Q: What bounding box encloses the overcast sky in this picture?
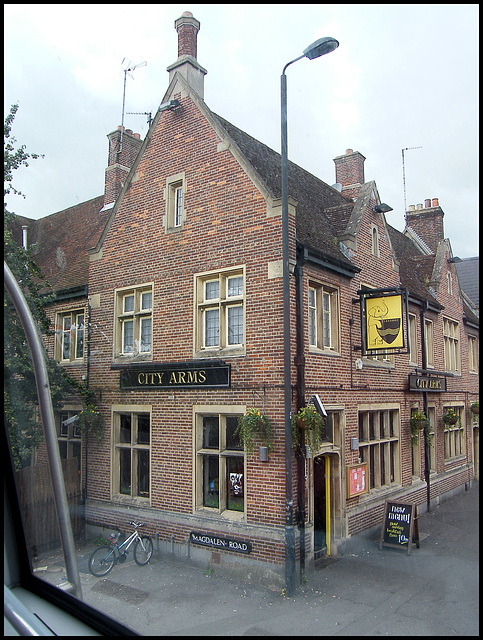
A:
[4,4,479,258]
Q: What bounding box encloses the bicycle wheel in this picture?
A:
[134,536,153,566]
[89,545,116,576]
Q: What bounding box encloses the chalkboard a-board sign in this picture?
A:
[380,500,420,555]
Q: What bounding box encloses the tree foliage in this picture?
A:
[4,103,76,468]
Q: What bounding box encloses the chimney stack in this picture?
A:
[167,11,207,99]
[333,149,366,200]
[405,197,445,253]
[104,127,143,207]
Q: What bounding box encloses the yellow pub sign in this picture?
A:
[359,287,409,356]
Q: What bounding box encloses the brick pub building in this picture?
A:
[14,12,478,585]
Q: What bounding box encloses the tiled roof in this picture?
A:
[387,225,441,307]
[455,257,479,307]
[211,113,357,270]
[18,196,107,295]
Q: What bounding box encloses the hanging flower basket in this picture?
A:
[292,405,326,451]
[409,411,429,444]
[235,409,273,455]
[470,402,479,415]
[442,409,459,426]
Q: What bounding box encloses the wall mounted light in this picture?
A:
[373,203,393,214]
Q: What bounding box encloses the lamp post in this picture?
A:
[280,36,339,596]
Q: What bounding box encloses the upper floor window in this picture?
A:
[447,272,453,295]
[468,335,478,373]
[408,313,417,364]
[55,310,85,362]
[443,317,460,373]
[424,319,435,368]
[194,268,245,356]
[308,283,340,353]
[114,284,153,358]
[165,173,185,231]
[371,225,380,257]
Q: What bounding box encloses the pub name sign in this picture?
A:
[119,362,230,390]
[408,374,446,392]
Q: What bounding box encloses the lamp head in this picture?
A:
[303,37,339,60]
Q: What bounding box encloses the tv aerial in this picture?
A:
[119,58,147,154]
[402,146,422,220]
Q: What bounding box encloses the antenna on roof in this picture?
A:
[127,111,153,127]
[402,146,422,222]
[119,58,147,155]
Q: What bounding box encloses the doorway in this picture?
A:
[313,454,330,559]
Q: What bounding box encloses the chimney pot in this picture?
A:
[345,148,353,154]
[424,199,431,208]
[432,198,439,207]
[175,11,201,59]
[409,205,415,211]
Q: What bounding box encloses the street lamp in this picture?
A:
[281,35,339,597]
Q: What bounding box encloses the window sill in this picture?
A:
[362,358,395,370]
[194,347,245,359]
[111,494,151,507]
[195,507,245,523]
[308,347,341,357]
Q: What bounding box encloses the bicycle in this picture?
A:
[88,521,154,577]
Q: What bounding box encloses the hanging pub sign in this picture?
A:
[358,287,409,356]
[408,373,447,392]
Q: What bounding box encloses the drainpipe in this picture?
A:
[420,300,431,512]
[295,255,306,581]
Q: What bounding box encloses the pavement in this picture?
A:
[35,481,479,636]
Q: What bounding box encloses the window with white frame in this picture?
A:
[195,412,245,514]
[165,174,185,230]
[114,285,153,357]
[112,409,150,500]
[308,283,340,352]
[56,311,85,362]
[443,406,465,460]
[194,268,245,355]
[358,406,400,490]
[443,317,460,373]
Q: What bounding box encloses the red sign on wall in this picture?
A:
[347,462,368,497]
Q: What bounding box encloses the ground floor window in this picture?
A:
[112,408,150,500]
[358,406,400,490]
[444,405,465,460]
[195,410,245,514]
[58,410,82,472]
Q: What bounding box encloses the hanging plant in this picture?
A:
[409,411,429,444]
[442,408,459,426]
[76,406,104,444]
[235,409,273,455]
[470,401,479,415]
[291,405,326,451]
